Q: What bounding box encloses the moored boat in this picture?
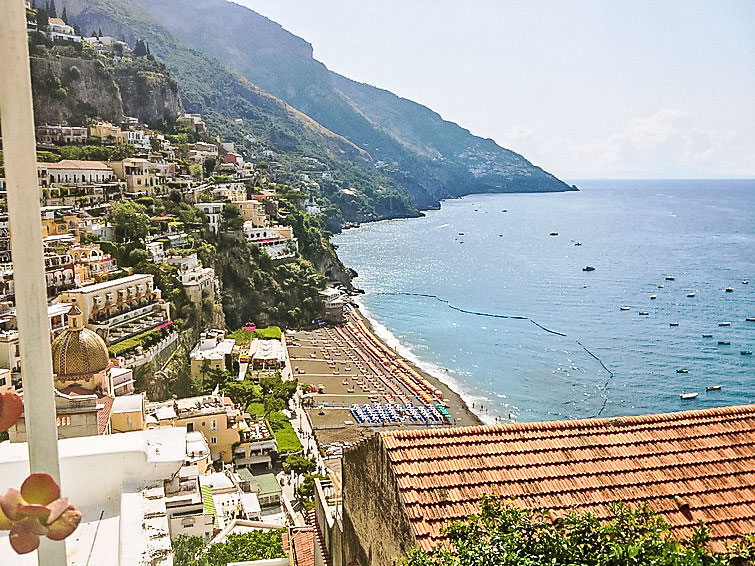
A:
[687,291,696,297]
[744,280,749,284]
[706,385,722,391]
[676,369,689,374]
[702,334,713,338]
[725,286,734,292]
[742,351,753,356]
[718,340,731,345]
[583,266,595,271]
[639,311,649,316]
[550,232,558,236]
[719,322,731,326]
[748,318,755,322]
[670,322,679,326]
[666,276,675,281]
[658,284,664,289]
[620,306,630,311]
[650,294,657,299]
[680,392,698,400]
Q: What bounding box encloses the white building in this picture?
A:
[46,17,81,42]
[195,202,224,233]
[167,253,216,306]
[0,428,191,565]
[190,330,235,378]
[243,223,298,260]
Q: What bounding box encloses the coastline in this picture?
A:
[350,299,488,426]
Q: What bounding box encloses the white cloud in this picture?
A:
[501,109,754,179]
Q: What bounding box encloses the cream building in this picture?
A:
[110,157,159,196]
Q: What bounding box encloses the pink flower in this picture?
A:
[0,391,23,432]
[0,474,82,554]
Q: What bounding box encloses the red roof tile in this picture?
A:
[380,405,755,552]
[291,527,315,566]
[97,396,114,435]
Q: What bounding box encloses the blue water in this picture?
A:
[333,180,755,423]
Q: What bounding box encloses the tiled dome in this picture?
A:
[51,304,109,377]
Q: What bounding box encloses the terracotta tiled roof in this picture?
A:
[291,527,315,566]
[97,396,114,435]
[380,404,755,552]
[40,159,111,170]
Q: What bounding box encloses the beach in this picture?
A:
[288,307,481,447]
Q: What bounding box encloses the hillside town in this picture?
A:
[2,2,755,566]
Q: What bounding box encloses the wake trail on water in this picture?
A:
[375,291,615,418]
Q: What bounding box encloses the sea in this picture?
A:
[332,179,755,424]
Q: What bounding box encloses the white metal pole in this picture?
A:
[0,2,66,565]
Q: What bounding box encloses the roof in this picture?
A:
[237,468,254,483]
[252,472,282,496]
[60,273,151,294]
[40,159,111,170]
[379,404,755,552]
[291,527,316,566]
[97,396,114,434]
[112,394,143,414]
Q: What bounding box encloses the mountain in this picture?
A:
[59,0,419,223]
[129,0,576,204]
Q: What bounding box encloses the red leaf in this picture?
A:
[0,391,23,432]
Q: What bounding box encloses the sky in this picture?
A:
[237,1,754,180]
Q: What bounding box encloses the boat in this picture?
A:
[718,340,731,345]
[620,306,630,311]
[748,318,755,322]
[742,351,753,356]
[658,284,664,289]
[680,392,699,400]
[550,232,559,236]
[502,209,508,213]
[676,369,689,374]
[665,276,675,281]
[670,322,679,327]
[574,242,582,246]
[458,232,465,236]
[687,291,696,297]
[702,334,713,338]
[725,286,734,292]
[582,266,595,271]
[639,311,649,316]
[706,385,722,391]
[650,294,657,299]
[744,280,749,284]
[719,322,731,326]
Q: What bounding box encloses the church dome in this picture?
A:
[51,303,110,377]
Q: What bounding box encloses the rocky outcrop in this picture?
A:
[114,65,182,126]
[31,55,123,126]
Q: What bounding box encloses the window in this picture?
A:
[210,437,217,445]
[210,419,217,431]
[186,422,194,432]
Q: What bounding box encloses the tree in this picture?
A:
[133,39,147,57]
[398,497,755,566]
[36,8,48,31]
[203,156,217,177]
[283,454,316,476]
[110,202,151,244]
[48,0,57,18]
[60,6,66,22]
[173,532,285,566]
[220,204,243,232]
[263,396,284,419]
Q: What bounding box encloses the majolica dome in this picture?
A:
[51,302,109,377]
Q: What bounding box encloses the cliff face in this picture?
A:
[31,55,123,126]
[114,63,182,126]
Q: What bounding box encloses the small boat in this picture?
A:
[658,284,664,289]
[583,266,595,272]
[702,334,713,338]
[650,295,657,300]
[620,306,630,311]
[676,369,689,374]
[725,287,734,293]
[742,351,753,356]
[639,311,649,316]
[666,276,675,281]
[706,385,722,391]
[680,392,699,400]
[718,340,731,345]
[550,232,559,236]
[687,292,696,297]
[719,322,731,327]
[744,280,749,284]
[670,322,679,327]
[574,242,582,246]
[748,318,755,322]
[502,209,508,213]
[458,232,465,236]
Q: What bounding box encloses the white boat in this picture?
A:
[620,306,630,311]
[719,322,731,327]
[670,322,679,327]
[639,311,649,316]
[725,287,734,293]
[650,294,657,299]
[657,284,664,289]
[680,392,699,400]
[687,292,696,297]
[706,385,722,391]
[666,276,675,281]
[744,280,749,284]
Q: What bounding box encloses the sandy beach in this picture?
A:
[288,308,481,447]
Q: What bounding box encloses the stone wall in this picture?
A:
[341,434,416,566]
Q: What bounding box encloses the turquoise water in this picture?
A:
[333,180,755,423]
